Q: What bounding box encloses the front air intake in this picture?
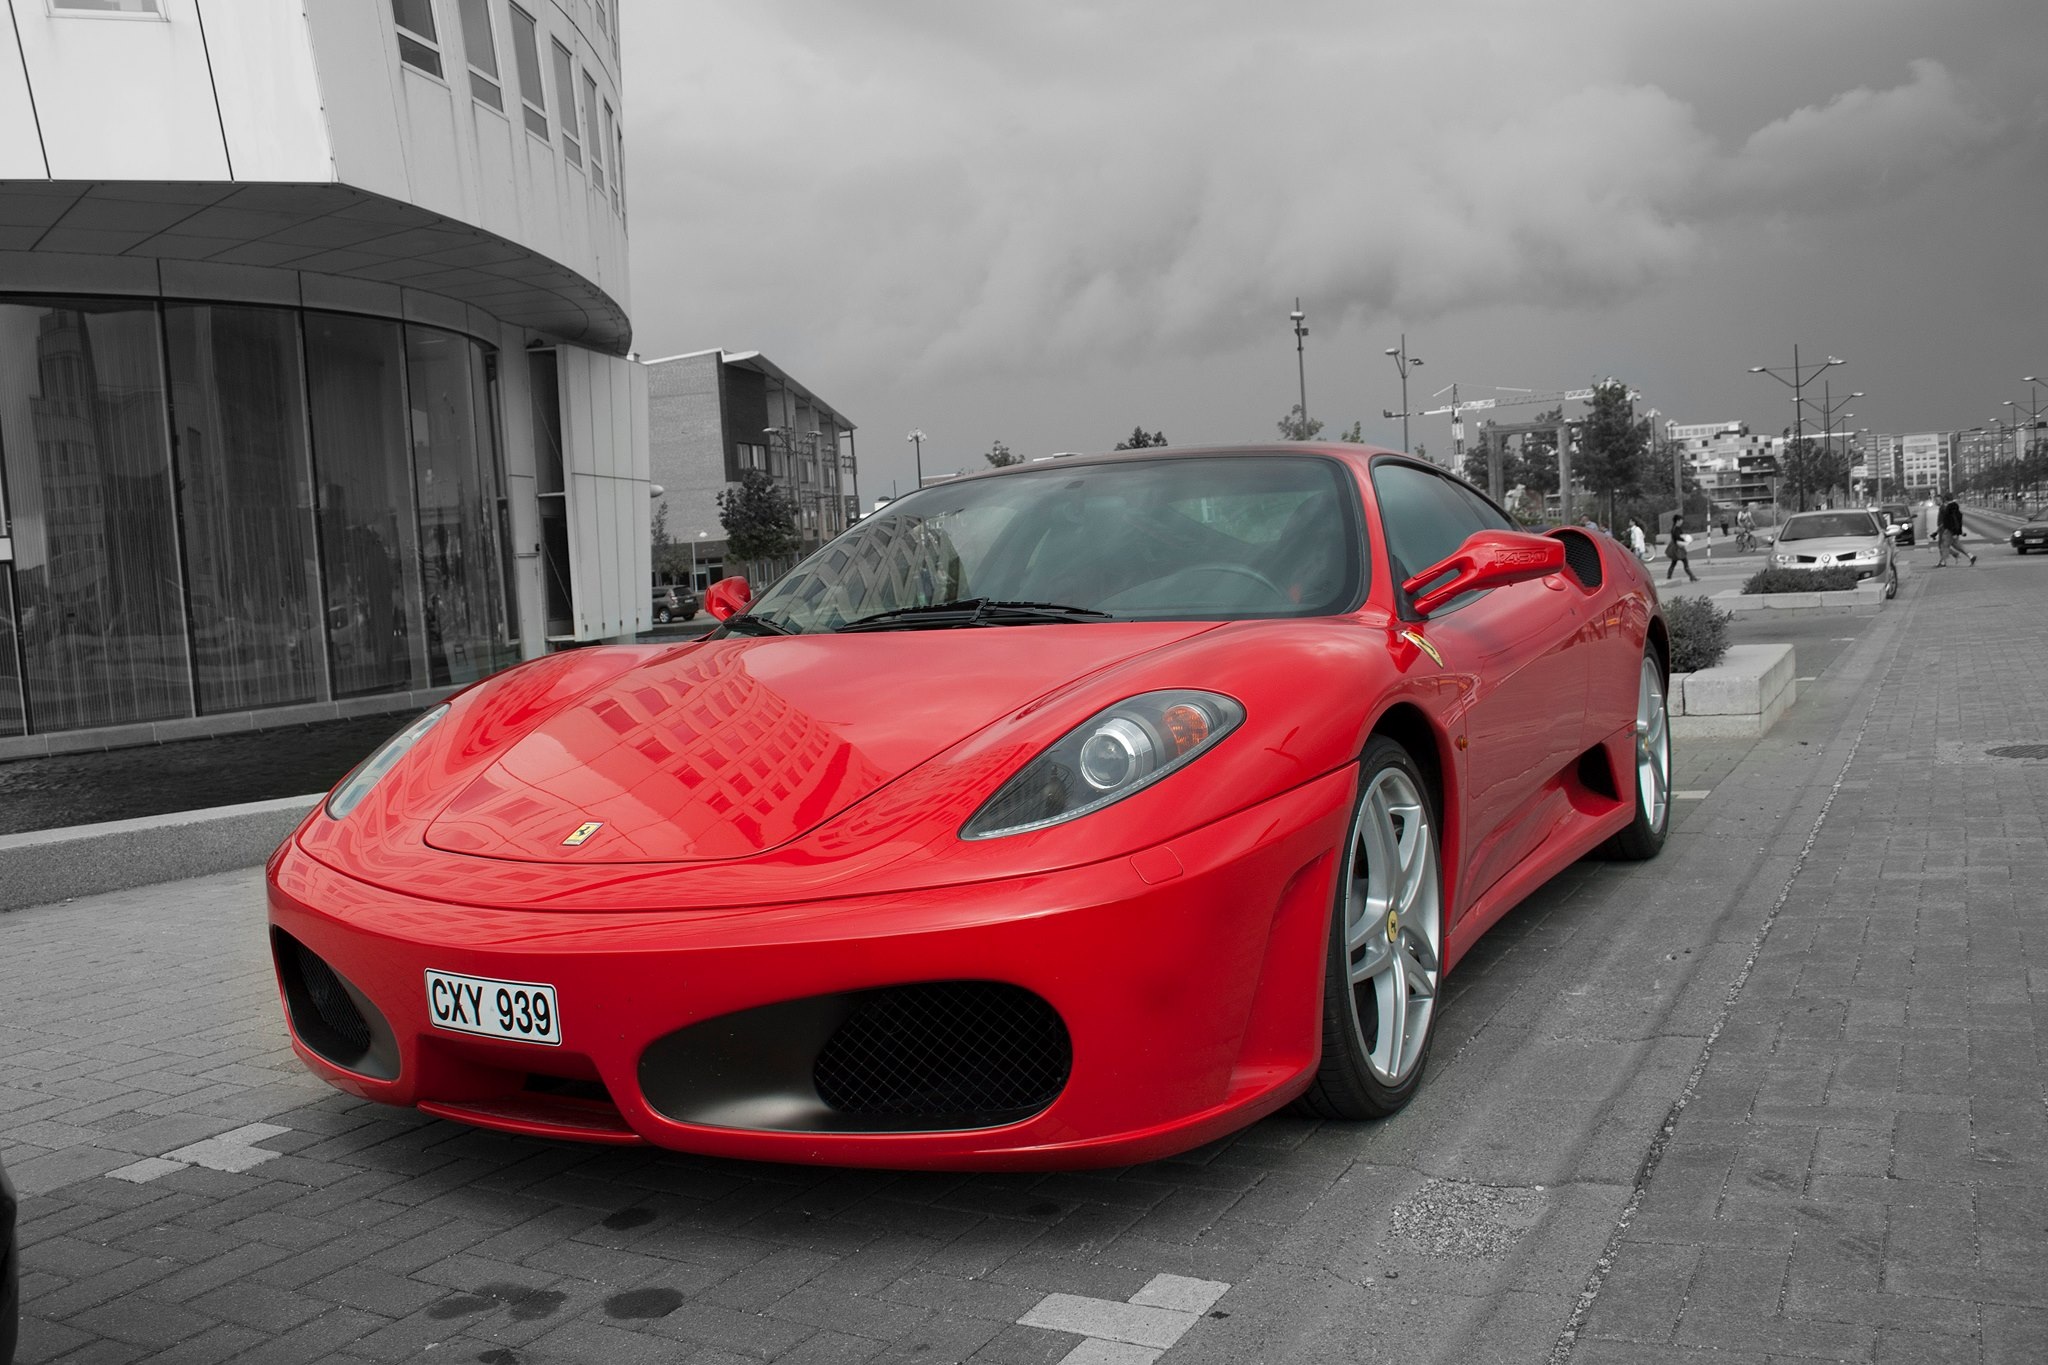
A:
[272,929,398,1080]
[812,982,1071,1124]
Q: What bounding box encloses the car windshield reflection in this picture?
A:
[743,454,1364,635]
[1780,512,1883,540]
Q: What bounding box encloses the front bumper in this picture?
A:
[268,767,1353,1169]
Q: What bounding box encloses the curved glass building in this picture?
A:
[0,0,648,751]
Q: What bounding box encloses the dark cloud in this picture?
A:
[622,1,2048,492]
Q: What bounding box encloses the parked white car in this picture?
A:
[1769,509,1898,597]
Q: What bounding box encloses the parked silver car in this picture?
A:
[1770,509,1898,597]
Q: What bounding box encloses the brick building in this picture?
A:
[643,350,857,591]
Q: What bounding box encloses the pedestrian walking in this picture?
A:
[1665,514,1699,582]
[1935,492,1975,567]
[1628,518,1649,561]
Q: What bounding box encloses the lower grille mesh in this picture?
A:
[813,982,1070,1123]
[274,930,377,1069]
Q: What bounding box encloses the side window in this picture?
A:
[1370,462,1485,583]
[1447,480,1516,532]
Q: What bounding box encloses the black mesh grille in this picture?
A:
[813,982,1070,1123]
[274,930,373,1064]
[1557,530,1604,588]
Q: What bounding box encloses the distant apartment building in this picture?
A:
[0,0,648,752]
[1667,421,1777,509]
[643,350,858,591]
[1898,433,1955,493]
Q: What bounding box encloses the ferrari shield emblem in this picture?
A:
[561,821,604,847]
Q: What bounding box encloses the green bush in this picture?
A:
[1665,595,1733,673]
[1741,566,1862,594]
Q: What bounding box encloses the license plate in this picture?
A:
[425,970,561,1046]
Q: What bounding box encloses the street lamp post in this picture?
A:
[1289,299,1309,430]
[1748,346,1844,511]
[906,429,925,489]
[1384,335,1424,453]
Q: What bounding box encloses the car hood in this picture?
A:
[1776,535,1883,558]
[422,623,1219,863]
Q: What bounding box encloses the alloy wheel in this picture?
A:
[1635,657,1671,836]
[1341,767,1441,1086]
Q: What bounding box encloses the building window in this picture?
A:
[603,100,621,211]
[49,0,161,12]
[392,0,443,77]
[583,69,604,191]
[508,4,547,139]
[454,0,502,110]
[551,40,580,166]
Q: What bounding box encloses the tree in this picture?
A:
[984,440,1024,467]
[1113,427,1169,450]
[1779,434,1849,511]
[1277,404,1323,441]
[650,498,691,581]
[716,468,800,564]
[1334,419,1364,444]
[1574,380,1652,524]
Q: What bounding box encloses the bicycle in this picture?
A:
[1733,526,1760,554]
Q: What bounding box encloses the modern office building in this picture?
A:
[643,349,857,592]
[0,0,649,753]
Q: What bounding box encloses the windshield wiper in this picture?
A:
[719,613,793,636]
[837,598,1112,633]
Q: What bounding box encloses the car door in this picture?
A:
[1369,461,1589,907]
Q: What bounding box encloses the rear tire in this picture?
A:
[1295,736,1442,1121]
[1601,653,1671,861]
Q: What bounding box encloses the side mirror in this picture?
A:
[704,576,753,622]
[1402,529,1567,618]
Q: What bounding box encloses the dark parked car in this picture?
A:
[1877,503,1915,546]
[2011,507,2048,554]
[652,585,699,624]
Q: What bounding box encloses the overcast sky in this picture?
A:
[620,0,2048,503]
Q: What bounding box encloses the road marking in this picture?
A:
[1797,676,1819,683]
[106,1122,289,1182]
[1020,1273,1230,1362]
[1674,790,1711,800]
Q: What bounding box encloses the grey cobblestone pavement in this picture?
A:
[2,553,2044,1363]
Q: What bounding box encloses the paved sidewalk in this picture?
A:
[1566,545,2048,1361]
[2,558,2044,1362]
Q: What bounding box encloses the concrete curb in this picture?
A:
[0,793,321,912]
[1671,642,1796,739]
[1713,582,1887,616]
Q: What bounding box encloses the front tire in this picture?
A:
[1602,653,1672,861]
[1296,735,1443,1120]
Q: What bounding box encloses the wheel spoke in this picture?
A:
[1350,934,1393,986]
[1398,938,1436,1001]
[1381,944,1408,1070]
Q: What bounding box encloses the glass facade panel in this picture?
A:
[0,300,186,732]
[551,40,580,165]
[406,325,502,687]
[456,0,502,109]
[305,314,426,699]
[164,305,322,713]
[0,297,516,739]
[510,5,547,137]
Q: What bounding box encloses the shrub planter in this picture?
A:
[1713,577,1889,617]
[1670,642,1797,739]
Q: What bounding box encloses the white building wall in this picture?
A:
[555,346,649,640]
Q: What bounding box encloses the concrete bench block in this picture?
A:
[1672,643,1797,740]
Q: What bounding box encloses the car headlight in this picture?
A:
[961,690,1245,839]
[1773,552,1794,566]
[325,705,448,820]
[1853,548,1878,561]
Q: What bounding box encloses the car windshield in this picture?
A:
[742,454,1363,634]
[1780,512,1882,540]
[1879,504,1908,521]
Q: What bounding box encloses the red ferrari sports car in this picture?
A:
[269,445,1670,1169]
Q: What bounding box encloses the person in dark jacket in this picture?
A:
[1665,514,1699,582]
[1936,493,1975,567]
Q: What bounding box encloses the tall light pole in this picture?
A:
[1811,382,1861,505]
[1289,299,1309,431]
[1384,335,1423,453]
[906,429,925,489]
[1748,346,1844,510]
